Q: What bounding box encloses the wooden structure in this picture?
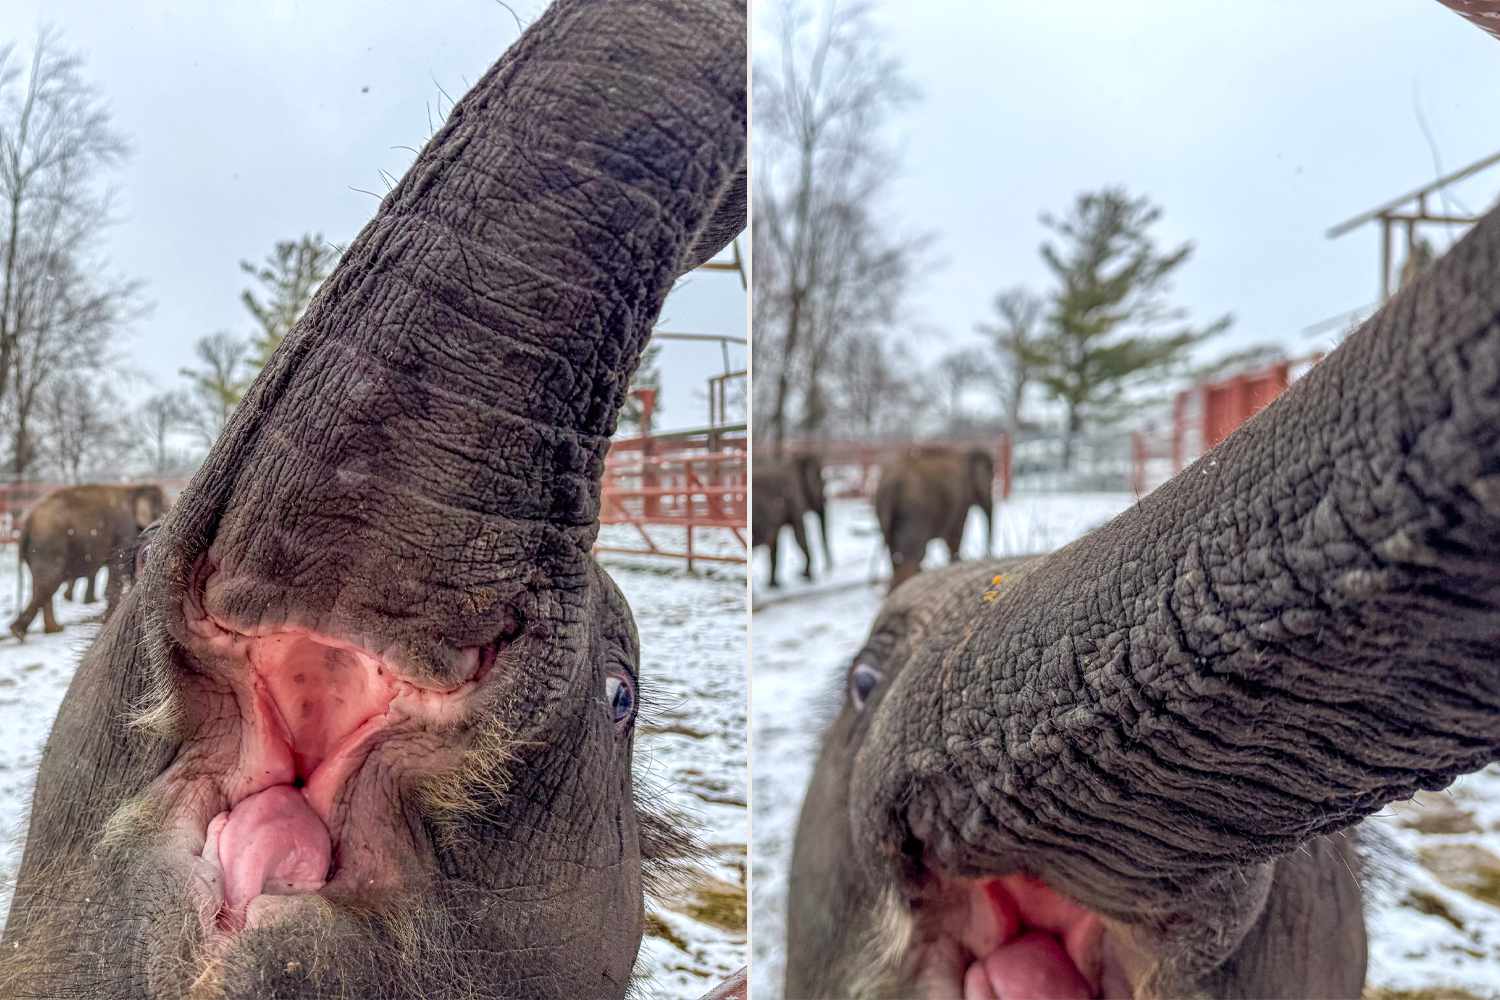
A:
[1327,149,1499,302]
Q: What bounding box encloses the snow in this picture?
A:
[750,493,1500,1000]
[0,548,746,1000]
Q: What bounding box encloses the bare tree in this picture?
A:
[933,346,992,433]
[179,332,249,446]
[815,330,931,440]
[35,373,123,483]
[977,288,1042,434]
[753,0,927,451]
[0,30,140,478]
[134,389,190,474]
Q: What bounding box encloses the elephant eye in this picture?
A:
[604,671,636,730]
[848,660,882,711]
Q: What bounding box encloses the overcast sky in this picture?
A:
[787,1,1500,373]
[2,0,746,433]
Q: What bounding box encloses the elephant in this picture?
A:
[783,183,1500,994]
[753,459,815,589]
[9,483,168,639]
[874,444,994,591]
[792,452,832,567]
[0,3,746,999]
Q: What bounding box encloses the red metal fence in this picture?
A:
[599,416,747,569]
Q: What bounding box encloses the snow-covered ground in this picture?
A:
[0,549,746,1000]
[751,493,1500,1000]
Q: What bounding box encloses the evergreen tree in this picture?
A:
[241,233,339,369]
[618,341,663,434]
[1025,188,1230,467]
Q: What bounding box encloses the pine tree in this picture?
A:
[617,341,663,433]
[1025,188,1230,468]
[241,233,339,370]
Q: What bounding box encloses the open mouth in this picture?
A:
[917,874,1134,1000]
[173,606,493,934]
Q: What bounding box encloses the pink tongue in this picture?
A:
[214,784,331,922]
[963,932,1093,1000]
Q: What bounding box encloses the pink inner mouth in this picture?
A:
[188,627,489,931]
[930,874,1126,1000]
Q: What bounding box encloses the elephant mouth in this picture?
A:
[164,597,495,935]
[914,874,1134,1000]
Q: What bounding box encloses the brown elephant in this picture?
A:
[791,452,832,566]
[874,444,994,591]
[753,459,814,588]
[9,484,168,639]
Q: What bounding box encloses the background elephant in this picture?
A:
[753,460,814,588]
[873,444,994,590]
[791,453,831,566]
[9,484,167,639]
[783,193,1500,998]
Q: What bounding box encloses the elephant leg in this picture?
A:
[41,589,62,634]
[84,572,97,604]
[790,514,814,580]
[8,600,34,640]
[944,526,964,563]
[888,557,919,593]
[10,575,57,640]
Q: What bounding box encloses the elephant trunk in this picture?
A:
[856,201,1500,915]
[1437,0,1500,41]
[166,0,746,677]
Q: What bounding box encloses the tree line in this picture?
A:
[0,29,337,484]
[754,0,1253,469]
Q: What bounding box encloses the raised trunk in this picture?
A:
[1438,0,1500,40]
[168,0,745,677]
[858,200,1500,916]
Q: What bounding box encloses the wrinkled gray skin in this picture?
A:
[0,3,745,998]
[787,191,1500,995]
[9,483,167,638]
[875,445,994,591]
[753,460,815,589]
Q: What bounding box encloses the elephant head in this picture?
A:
[787,182,1500,997]
[129,484,168,530]
[1,2,745,998]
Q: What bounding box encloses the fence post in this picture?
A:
[638,389,659,517]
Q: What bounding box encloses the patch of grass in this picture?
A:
[681,875,747,933]
[1392,791,1481,835]
[1401,889,1466,932]
[1418,843,1500,908]
[644,912,689,953]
